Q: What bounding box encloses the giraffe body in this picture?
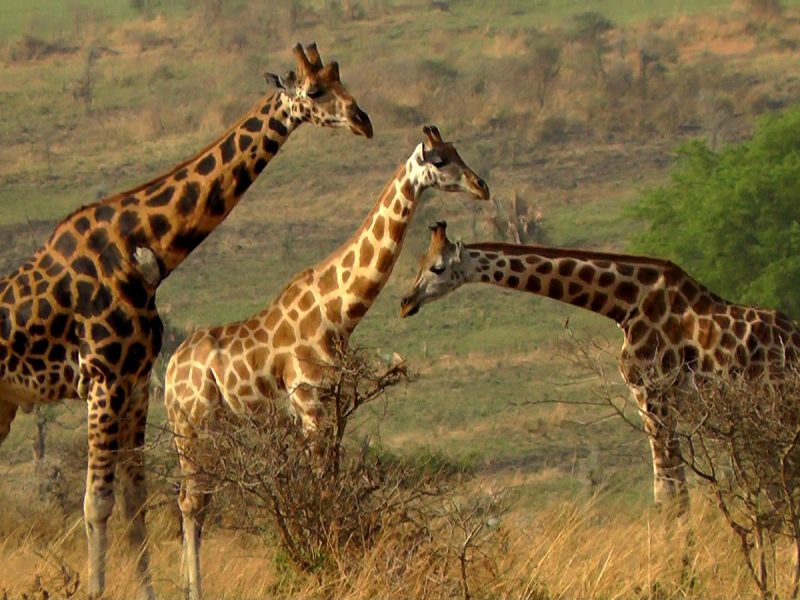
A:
[164,126,489,600]
[0,43,371,599]
[401,223,800,510]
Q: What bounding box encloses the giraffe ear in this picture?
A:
[264,70,297,92]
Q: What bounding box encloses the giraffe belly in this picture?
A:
[0,352,81,406]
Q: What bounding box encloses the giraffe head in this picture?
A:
[413,125,490,200]
[264,42,373,138]
[400,221,465,317]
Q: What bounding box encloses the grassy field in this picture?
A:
[1,0,800,597]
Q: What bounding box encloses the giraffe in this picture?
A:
[0,42,372,600]
[400,222,800,512]
[163,125,489,600]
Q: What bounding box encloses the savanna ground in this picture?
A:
[1,0,800,597]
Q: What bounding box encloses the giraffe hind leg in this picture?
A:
[116,383,156,600]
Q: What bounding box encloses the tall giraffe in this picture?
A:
[0,43,372,600]
[164,126,489,600]
[400,222,800,512]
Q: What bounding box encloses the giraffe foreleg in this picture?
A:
[175,432,210,600]
[117,381,156,600]
[633,386,689,514]
[84,374,130,599]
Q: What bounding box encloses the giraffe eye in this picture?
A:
[430,264,446,275]
[306,87,325,99]
[431,156,447,168]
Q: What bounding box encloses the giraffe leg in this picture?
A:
[117,382,156,600]
[0,398,19,445]
[176,435,209,600]
[84,374,129,599]
[633,387,689,514]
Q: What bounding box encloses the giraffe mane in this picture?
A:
[465,242,731,306]
[465,242,678,269]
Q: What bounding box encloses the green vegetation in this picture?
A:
[632,105,800,316]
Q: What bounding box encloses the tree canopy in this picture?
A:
[632,105,800,317]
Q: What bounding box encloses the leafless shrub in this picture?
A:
[7,35,78,62]
[554,328,800,599]
[677,372,800,600]
[183,346,421,571]
[181,345,511,597]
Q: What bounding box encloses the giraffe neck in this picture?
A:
[98,92,299,277]
[320,144,431,332]
[460,243,687,324]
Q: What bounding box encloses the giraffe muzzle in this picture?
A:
[348,106,373,139]
[399,295,420,318]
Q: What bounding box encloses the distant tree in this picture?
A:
[571,11,614,80]
[531,37,562,109]
[631,105,800,317]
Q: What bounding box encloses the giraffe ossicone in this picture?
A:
[0,42,371,600]
[401,222,800,512]
[164,125,489,600]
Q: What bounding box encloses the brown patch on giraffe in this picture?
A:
[347,302,368,320]
[714,349,730,367]
[400,180,415,202]
[663,315,683,345]
[190,367,202,389]
[617,264,634,277]
[577,265,594,284]
[255,376,274,398]
[670,291,688,314]
[342,251,355,269]
[254,328,270,344]
[720,332,737,350]
[299,306,322,339]
[273,320,296,348]
[349,276,380,303]
[628,320,649,345]
[375,248,393,273]
[598,272,615,288]
[641,290,667,323]
[325,297,343,324]
[615,281,640,305]
[661,348,679,371]
[288,309,299,321]
[694,294,713,315]
[281,283,302,308]
[637,266,660,285]
[732,320,747,338]
[696,318,717,349]
[638,329,664,361]
[318,266,338,295]
[359,237,375,267]
[298,291,315,312]
[387,218,404,244]
[680,280,699,303]
[557,259,576,277]
[233,359,249,381]
[373,216,386,241]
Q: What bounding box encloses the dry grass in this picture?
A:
[0,482,790,600]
